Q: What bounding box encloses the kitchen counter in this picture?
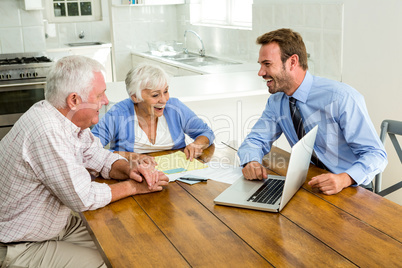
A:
[46,42,112,52]
[106,70,267,104]
[131,51,259,75]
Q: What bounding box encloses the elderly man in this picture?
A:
[0,55,168,267]
[238,28,387,195]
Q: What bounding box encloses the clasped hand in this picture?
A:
[128,155,168,191]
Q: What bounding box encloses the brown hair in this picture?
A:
[256,28,308,70]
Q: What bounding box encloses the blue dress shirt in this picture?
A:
[237,71,387,186]
[92,98,215,152]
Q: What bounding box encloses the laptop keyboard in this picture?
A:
[247,179,284,204]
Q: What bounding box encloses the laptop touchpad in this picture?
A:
[233,179,259,192]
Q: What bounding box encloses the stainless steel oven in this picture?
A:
[0,53,53,140]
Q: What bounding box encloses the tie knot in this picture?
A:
[289,97,297,106]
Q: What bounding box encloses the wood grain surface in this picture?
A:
[81,145,402,267]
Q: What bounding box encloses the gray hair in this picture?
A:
[125,63,169,101]
[45,55,105,109]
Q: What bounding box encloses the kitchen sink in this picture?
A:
[175,56,241,67]
[144,51,241,67]
[164,52,199,61]
[67,42,104,47]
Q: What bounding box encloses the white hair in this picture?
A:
[125,63,169,101]
[45,55,105,109]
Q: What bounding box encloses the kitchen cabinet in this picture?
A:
[24,0,43,10]
[131,54,204,77]
[47,44,114,82]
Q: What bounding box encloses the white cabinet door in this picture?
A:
[70,47,113,82]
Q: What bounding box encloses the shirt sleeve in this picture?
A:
[175,99,215,146]
[237,98,283,166]
[27,128,118,212]
[92,108,116,148]
[338,93,388,185]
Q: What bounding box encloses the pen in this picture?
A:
[179,177,208,182]
[221,142,238,152]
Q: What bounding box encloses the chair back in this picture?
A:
[374,120,402,196]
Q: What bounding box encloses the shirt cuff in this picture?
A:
[345,164,367,186]
[100,153,126,179]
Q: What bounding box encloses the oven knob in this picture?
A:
[0,74,4,80]
[20,73,25,78]
[27,73,32,78]
[34,72,38,77]
[6,74,11,79]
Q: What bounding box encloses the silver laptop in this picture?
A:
[214,125,318,212]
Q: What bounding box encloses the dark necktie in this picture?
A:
[289,97,329,171]
[289,97,305,140]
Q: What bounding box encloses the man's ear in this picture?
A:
[288,54,299,70]
[66,93,81,110]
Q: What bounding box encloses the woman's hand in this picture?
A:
[184,136,210,161]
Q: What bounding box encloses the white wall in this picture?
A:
[110,4,179,81]
[178,0,344,80]
[0,0,111,53]
[342,0,402,204]
[45,0,111,49]
[0,0,46,53]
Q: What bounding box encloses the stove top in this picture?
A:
[0,52,53,83]
[0,56,52,66]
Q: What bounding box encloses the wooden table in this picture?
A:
[81,145,402,267]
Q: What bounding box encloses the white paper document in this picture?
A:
[167,161,243,185]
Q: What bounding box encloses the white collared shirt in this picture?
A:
[133,113,174,153]
[0,100,123,243]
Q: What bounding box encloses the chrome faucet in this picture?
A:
[79,31,85,39]
[183,30,205,57]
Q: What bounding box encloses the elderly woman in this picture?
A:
[92,63,214,161]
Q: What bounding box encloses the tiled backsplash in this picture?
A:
[0,0,110,54]
[111,1,344,81]
[0,0,46,54]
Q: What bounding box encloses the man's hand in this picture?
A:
[242,161,268,180]
[110,158,165,190]
[110,173,169,202]
[129,162,168,190]
[308,172,354,195]
[129,171,169,194]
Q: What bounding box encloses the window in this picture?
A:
[46,0,102,23]
[191,0,253,29]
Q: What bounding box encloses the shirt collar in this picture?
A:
[43,100,83,136]
[289,71,312,104]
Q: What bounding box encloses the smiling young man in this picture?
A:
[238,28,387,195]
[0,56,169,267]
